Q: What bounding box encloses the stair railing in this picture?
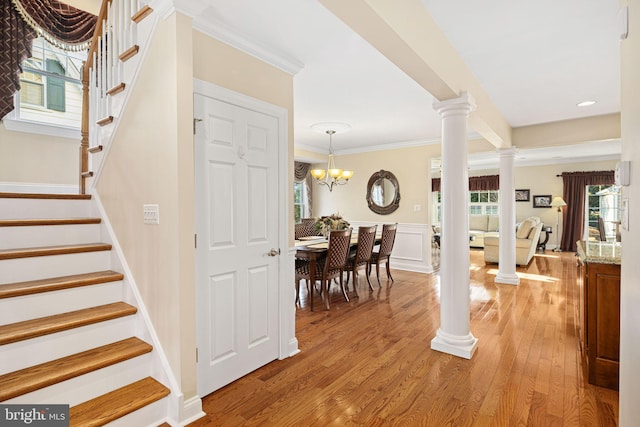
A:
[80,0,145,194]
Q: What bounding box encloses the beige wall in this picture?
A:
[619,0,640,424]
[310,144,440,224]
[0,124,78,185]
[96,13,197,400]
[512,113,620,149]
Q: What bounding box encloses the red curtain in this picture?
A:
[0,0,96,119]
[560,170,615,252]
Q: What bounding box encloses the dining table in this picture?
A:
[295,234,382,311]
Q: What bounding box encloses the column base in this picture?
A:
[431,328,478,359]
[495,272,520,285]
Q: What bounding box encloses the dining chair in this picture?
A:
[295,217,318,240]
[368,223,397,286]
[345,225,378,296]
[295,228,352,309]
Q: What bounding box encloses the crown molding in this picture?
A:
[192,16,304,76]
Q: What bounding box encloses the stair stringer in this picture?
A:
[92,192,204,426]
[87,7,161,193]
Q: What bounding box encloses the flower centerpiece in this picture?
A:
[314,213,350,237]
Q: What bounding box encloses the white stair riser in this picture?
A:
[108,397,169,427]
[0,251,111,284]
[0,199,94,220]
[0,315,136,375]
[0,224,102,249]
[0,281,124,324]
[5,353,153,406]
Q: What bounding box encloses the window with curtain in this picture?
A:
[431,175,500,223]
[1,0,96,121]
[294,161,312,223]
[560,170,615,251]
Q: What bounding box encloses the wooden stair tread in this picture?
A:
[88,145,103,154]
[0,243,112,260]
[0,193,91,200]
[70,377,169,427]
[96,116,114,126]
[0,218,101,227]
[0,337,152,401]
[0,270,124,299]
[107,82,126,96]
[0,302,137,345]
[131,5,153,23]
[119,45,139,62]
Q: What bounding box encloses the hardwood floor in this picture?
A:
[190,250,619,426]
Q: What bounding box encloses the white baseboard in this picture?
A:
[177,395,205,426]
[0,181,78,194]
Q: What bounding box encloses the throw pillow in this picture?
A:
[516,219,535,239]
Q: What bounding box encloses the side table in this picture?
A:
[537,226,552,251]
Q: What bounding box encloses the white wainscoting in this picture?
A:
[349,221,434,274]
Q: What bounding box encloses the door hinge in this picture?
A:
[193,118,203,134]
[194,234,197,248]
[196,347,198,363]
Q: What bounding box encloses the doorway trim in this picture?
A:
[193,78,298,363]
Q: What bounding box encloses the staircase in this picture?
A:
[0,193,171,426]
[81,1,157,193]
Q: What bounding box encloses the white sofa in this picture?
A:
[483,216,543,266]
[469,214,499,248]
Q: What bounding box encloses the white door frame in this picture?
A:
[193,78,298,363]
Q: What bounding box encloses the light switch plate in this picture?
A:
[143,204,159,224]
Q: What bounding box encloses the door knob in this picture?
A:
[267,248,280,257]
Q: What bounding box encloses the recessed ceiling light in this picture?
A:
[577,100,596,107]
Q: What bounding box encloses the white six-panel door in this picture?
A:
[194,91,281,396]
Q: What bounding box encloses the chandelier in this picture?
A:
[310,124,353,191]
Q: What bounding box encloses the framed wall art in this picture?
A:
[533,195,552,208]
[515,189,530,202]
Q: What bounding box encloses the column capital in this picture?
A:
[433,91,476,116]
[496,146,518,158]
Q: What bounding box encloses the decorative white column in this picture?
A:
[495,148,520,285]
[430,92,478,360]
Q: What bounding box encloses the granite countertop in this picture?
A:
[576,240,621,265]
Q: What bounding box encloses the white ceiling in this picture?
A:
[192,0,622,167]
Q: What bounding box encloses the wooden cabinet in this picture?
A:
[577,256,620,390]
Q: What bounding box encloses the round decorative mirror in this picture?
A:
[366,170,400,215]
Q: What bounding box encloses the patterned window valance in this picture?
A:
[10,0,97,51]
[431,175,500,192]
[294,161,311,182]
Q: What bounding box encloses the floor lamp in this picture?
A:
[551,196,567,252]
